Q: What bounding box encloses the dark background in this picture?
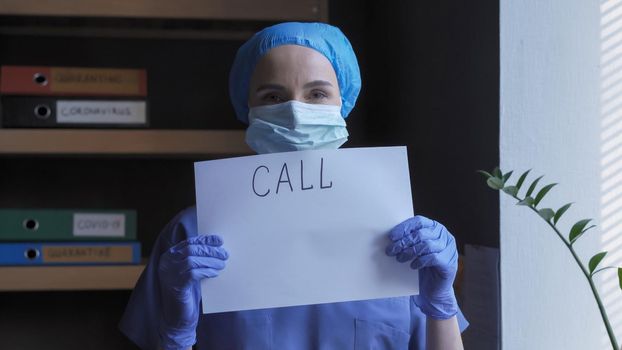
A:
[0,0,499,348]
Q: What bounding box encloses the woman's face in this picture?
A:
[248,45,342,108]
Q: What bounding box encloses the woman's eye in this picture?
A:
[309,90,328,100]
[262,94,284,103]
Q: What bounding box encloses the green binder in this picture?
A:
[0,209,137,241]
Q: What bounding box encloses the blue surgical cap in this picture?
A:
[229,22,361,124]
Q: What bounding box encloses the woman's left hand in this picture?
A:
[385,215,459,320]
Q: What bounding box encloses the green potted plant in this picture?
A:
[479,167,622,350]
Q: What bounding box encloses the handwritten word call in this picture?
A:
[252,158,333,197]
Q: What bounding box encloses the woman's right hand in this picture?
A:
[157,234,229,350]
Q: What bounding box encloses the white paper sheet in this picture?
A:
[194,146,417,314]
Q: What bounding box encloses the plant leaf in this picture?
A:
[569,219,593,243]
[517,196,535,206]
[589,252,607,275]
[492,167,502,179]
[477,170,493,179]
[515,169,531,191]
[553,203,572,225]
[583,225,596,234]
[502,171,514,184]
[502,186,519,196]
[525,175,544,198]
[538,208,555,222]
[618,268,622,290]
[487,177,504,190]
[533,183,557,207]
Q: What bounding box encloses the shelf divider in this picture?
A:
[0,129,250,156]
[0,264,146,291]
[0,0,324,21]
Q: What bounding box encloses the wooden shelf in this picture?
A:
[0,264,145,291]
[0,0,328,21]
[0,129,251,156]
[0,25,256,40]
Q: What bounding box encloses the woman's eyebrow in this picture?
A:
[303,80,334,89]
[255,83,286,92]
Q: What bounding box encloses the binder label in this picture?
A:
[42,245,134,263]
[50,68,142,95]
[73,214,126,237]
[56,101,147,124]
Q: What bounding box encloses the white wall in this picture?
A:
[501,0,622,349]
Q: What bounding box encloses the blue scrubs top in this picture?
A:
[119,206,468,349]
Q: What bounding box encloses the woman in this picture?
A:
[120,22,468,350]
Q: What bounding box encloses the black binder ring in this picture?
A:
[33,104,51,119]
[32,72,48,86]
[24,248,40,260]
[22,218,39,231]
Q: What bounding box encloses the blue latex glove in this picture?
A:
[385,215,458,320]
[157,235,229,350]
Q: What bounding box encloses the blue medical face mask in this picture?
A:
[245,100,349,154]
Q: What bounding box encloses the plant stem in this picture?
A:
[511,195,620,350]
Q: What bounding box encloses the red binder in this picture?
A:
[0,66,148,97]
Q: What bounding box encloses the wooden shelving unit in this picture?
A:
[0,129,251,155]
[0,0,313,295]
[0,264,146,291]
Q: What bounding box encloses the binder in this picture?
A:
[0,209,137,241]
[0,66,147,97]
[0,96,148,128]
[0,241,141,266]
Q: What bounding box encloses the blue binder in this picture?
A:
[0,241,141,266]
